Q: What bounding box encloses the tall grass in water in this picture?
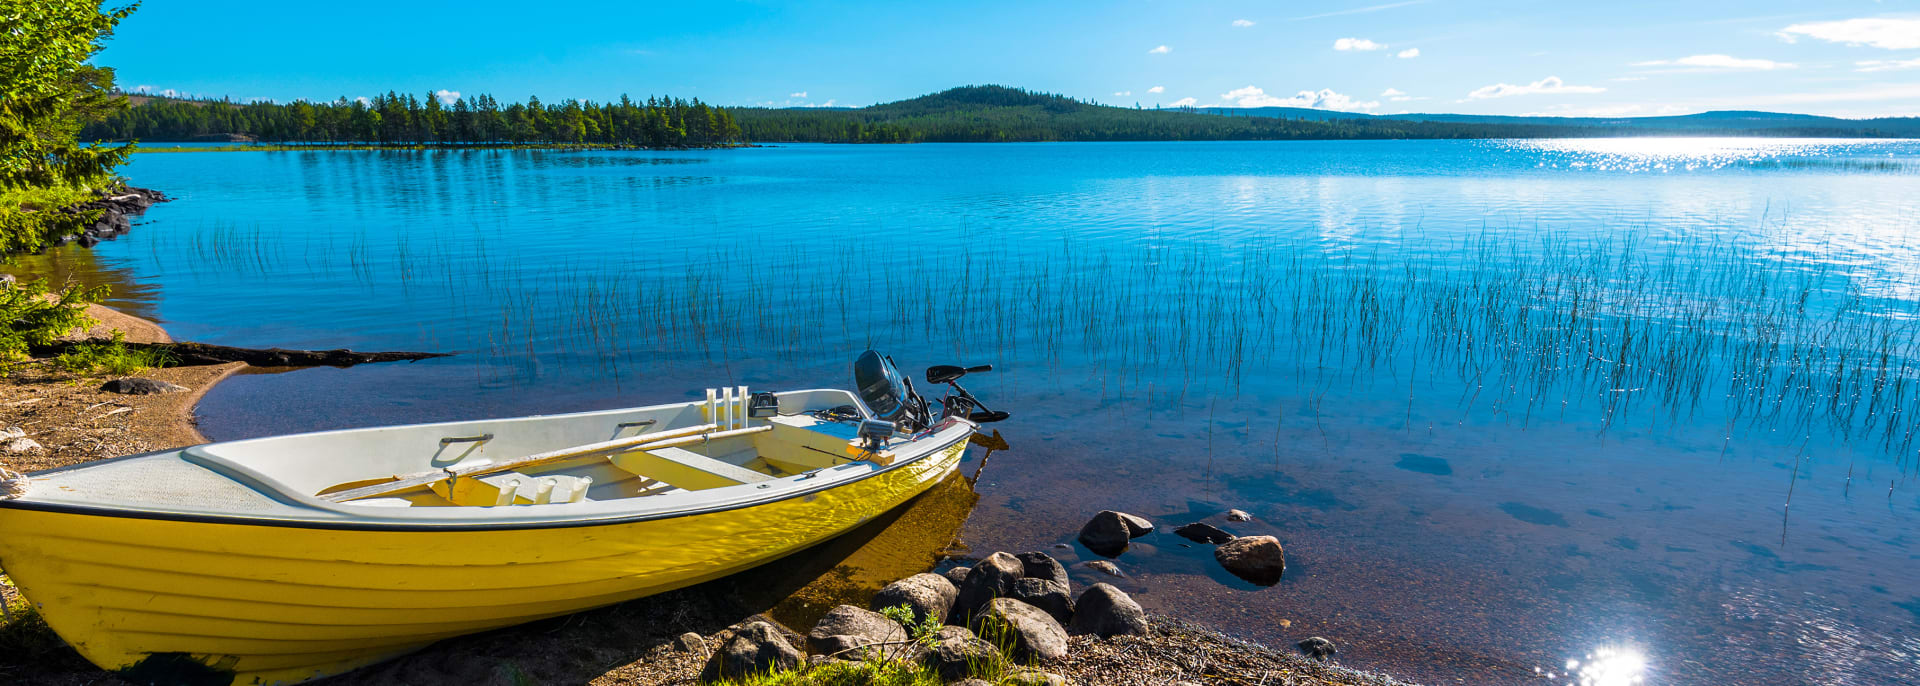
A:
[166,219,1920,466]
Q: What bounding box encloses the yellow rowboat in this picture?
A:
[0,352,1005,686]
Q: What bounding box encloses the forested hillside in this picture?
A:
[85,93,744,148]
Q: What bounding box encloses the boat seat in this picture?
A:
[609,446,772,491]
[430,471,593,506]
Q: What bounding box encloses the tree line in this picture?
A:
[86,93,745,148]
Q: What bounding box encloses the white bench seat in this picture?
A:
[610,446,772,491]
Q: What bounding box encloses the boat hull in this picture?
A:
[0,435,967,685]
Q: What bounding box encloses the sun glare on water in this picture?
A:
[1538,646,1649,686]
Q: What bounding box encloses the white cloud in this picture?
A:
[1856,57,1920,72]
[1232,19,1255,27]
[1396,48,1420,58]
[1168,97,1198,107]
[1380,87,1420,102]
[822,99,837,107]
[1610,76,1647,82]
[133,84,153,93]
[1148,86,1165,94]
[355,96,371,106]
[1149,45,1172,54]
[1221,85,1380,112]
[790,91,807,98]
[1467,76,1605,99]
[1777,18,1920,50]
[1632,54,1793,70]
[434,89,461,105]
[1334,37,1387,51]
[1115,90,1132,96]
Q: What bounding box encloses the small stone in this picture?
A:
[953,680,995,686]
[1067,583,1149,638]
[1174,522,1236,544]
[1011,577,1075,624]
[871,573,958,626]
[100,378,188,395]
[972,598,1070,662]
[1214,535,1286,586]
[1006,670,1069,686]
[699,621,801,683]
[3,437,42,454]
[952,551,1024,622]
[942,565,972,587]
[0,426,24,440]
[1077,510,1152,558]
[673,632,705,654]
[1171,682,1203,686]
[1297,636,1337,660]
[1226,509,1253,522]
[1082,560,1125,577]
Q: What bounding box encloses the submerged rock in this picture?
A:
[871,572,957,626]
[1215,535,1286,586]
[1174,522,1236,544]
[1081,560,1125,578]
[1011,577,1075,624]
[1226,509,1253,522]
[1068,583,1149,638]
[1077,510,1153,557]
[699,621,800,683]
[1297,636,1337,660]
[806,605,906,658]
[952,551,1024,622]
[100,377,187,395]
[973,597,1070,662]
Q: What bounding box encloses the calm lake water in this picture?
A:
[39,139,1920,685]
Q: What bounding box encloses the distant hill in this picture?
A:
[1195,106,1920,137]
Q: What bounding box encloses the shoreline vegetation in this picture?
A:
[87,86,1920,150]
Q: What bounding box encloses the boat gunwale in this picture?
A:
[0,412,976,533]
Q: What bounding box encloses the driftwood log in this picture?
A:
[38,341,451,368]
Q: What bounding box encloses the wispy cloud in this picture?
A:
[1334,38,1387,51]
[1115,90,1132,96]
[1293,0,1428,21]
[1777,18,1920,50]
[1168,97,1198,107]
[789,91,807,98]
[1148,45,1172,54]
[1632,54,1793,70]
[1232,19,1255,27]
[1148,86,1165,94]
[1467,76,1605,99]
[1856,57,1920,72]
[1396,48,1420,59]
[1222,85,1379,112]
[1381,88,1421,102]
[434,89,461,105]
[1610,76,1648,82]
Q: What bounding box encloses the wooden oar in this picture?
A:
[322,423,761,503]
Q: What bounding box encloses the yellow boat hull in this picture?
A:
[0,437,966,685]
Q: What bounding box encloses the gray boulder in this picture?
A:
[1077,510,1152,557]
[952,551,1025,622]
[673,631,705,654]
[922,625,1000,682]
[972,597,1069,662]
[806,604,907,658]
[1067,583,1149,638]
[100,378,187,395]
[1006,671,1069,686]
[699,621,801,683]
[1174,522,1235,544]
[1016,551,1070,590]
[1215,535,1286,586]
[871,572,957,626]
[1011,577,1074,624]
[943,565,972,586]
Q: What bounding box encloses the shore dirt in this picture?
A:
[0,307,1413,686]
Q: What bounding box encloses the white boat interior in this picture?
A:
[17,388,975,527]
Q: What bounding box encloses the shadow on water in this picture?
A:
[313,472,980,685]
[4,243,161,320]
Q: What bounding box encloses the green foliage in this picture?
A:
[54,330,170,375]
[0,277,101,362]
[87,92,744,148]
[0,0,137,189]
[878,604,944,651]
[0,183,98,253]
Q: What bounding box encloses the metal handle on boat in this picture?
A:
[439,434,494,447]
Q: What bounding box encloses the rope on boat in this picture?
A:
[0,463,27,499]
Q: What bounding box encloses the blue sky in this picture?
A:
[99,1,1920,117]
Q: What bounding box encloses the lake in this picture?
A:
[38,139,1920,685]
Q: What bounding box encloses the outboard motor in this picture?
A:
[854,350,930,432]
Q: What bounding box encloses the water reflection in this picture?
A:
[1564,646,1648,686]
